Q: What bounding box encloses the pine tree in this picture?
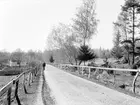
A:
[112,23,123,59]
[77,45,96,65]
[49,55,54,63]
[114,11,131,64]
[122,0,140,64]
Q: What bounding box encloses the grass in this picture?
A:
[0,65,43,105]
[10,70,42,105]
[0,66,30,89]
[0,76,16,89]
[60,65,140,99]
[0,66,30,76]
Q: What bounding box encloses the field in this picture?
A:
[0,76,16,89]
[0,66,30,89]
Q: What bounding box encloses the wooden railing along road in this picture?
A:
[0,65,41,105]
[55,64,140,94]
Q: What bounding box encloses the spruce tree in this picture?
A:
[122,0,140,64]
[77,45,96,65]
[49,55,54,63]
[111,25,123,59]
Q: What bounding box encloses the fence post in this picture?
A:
[81,67,83,75]
[79,67,81,74]
[23,74,28,94]
[31,71,34,83]
[113,71,116,85]
[7,87,11,105]
[132,70,140,93]
[15,80,21,105]
[88,67,91,78]
[28,72,32,86]
[34,67,37,76]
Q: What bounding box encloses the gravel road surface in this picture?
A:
[44,65,140,105]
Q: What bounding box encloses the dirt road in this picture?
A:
[44,65,140,105]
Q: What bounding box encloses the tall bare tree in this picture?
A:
[47,23,78,64]
[73,0,98,45]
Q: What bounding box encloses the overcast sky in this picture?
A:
[0,0,124,52]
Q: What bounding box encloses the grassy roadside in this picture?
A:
[61,68,140,99]
[11,71,41,105]
[42,72,55,105]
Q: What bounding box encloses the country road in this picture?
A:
[44,65,140,105]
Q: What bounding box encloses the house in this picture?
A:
[9,60,18,66]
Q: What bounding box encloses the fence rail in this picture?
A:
[0,65,41,105]
[56,64,140,94]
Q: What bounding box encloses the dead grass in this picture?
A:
[11,71,41,105]
[0,66,32,89]
[62,68,140,99]
[0,76,16,89]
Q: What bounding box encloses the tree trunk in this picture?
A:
[132,6,135,65]
[79,61,82,65]
[128,52,130,65]
[68,56,73,65]
[75,58,77,65]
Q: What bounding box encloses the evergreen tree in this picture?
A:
[49,55,54,63]
[122,0,140,64]
[111,23,123,59]
[114,11,131,64]
[77,45,96,65]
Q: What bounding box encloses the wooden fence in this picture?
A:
[0,65,41,105]
[56,64,140,94]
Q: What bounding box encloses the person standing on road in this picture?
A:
[42,62,46,70]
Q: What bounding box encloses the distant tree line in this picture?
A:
[0,49,43,68]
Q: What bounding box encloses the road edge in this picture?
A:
[42,71,56,105]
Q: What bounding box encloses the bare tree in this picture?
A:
[0,51,10,64]
[47,23,78,64]
[46,0,98,64]
[73,0,98,45]
[10,49,25,67]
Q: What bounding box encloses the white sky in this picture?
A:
[0,0,124,52]
[92,0,124,49]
